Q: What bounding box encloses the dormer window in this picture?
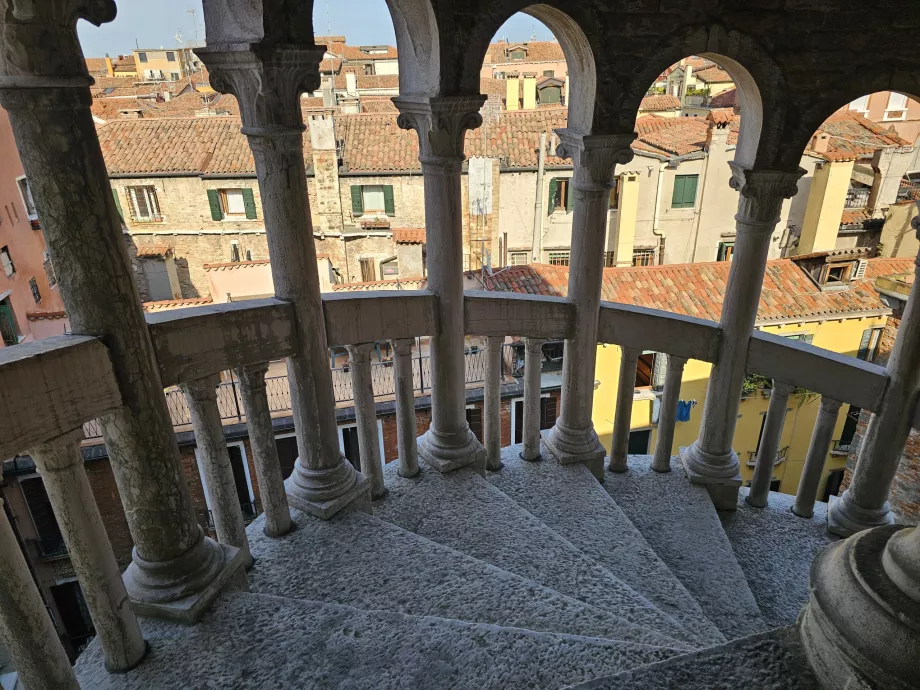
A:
[825,263,852,283]
[507,45,528,60]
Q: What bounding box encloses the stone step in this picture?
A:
[604,455,767,640]
[373,462,693,649]
[246,506,686,648]
[718,487,839,628]
[563,626,819,690]
[75,592,682,689]
[488,445,725,648]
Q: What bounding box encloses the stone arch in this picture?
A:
[385,0,441,97]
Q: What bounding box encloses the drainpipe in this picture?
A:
[689,149,712,262]
[532,132,546,262]
[652,161,667,263]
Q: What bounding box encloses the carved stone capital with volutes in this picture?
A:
[394,95,486,165]
[554,129,636,193]
[197,44,323,135]
[729,162,805,229]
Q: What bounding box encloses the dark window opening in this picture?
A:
[513,396,556,444]
[466,406,483,443]
[635,353,655,387]
[342,426,361,472]
[51,581,94,656]
[823,469,846,502]
[627,429,651,455]
[275,436,298,480]
[227,445,255,520]
[21,476,66,558]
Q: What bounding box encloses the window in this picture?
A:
[717,241,734,261]
[627,429,651,454]
[836,405,861,452]
[208,188,256,220]
[510,252,529,266]
[512,395,556,444]
[466,406,483,443]
[0,296,19,346]
[510,50,526,60]
[543,70,554,77]
[823,262,853,283]
[783,333,814,344]
[380,257,399,277]
[166,51,176,62]
[885,92,908,120]
[608,178,620,209]
[16,177,37,220]
[29,277,40,304]
[127,185,161,222]
[539,85,561,104]
[351,184,395,216]
[636,352,656,387]
[360,257,377,282]
[229,241,241,263]
[857,327,883,361]
[1,246,14,276]
[604,251,617,267]
[548,178,572,213]
[21,476,66,558]
[170,72,180,81]
[548,251,570,266]
[137,52,148,63]
[632,249,655,266]
[849,94,870,114]
[671,174,699,209]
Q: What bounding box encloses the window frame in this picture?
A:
[16,176,37,221]
[509,252,528,266]
[849,94,870,115]
[632,249,655,267]
[1,245,15,277]
[166,51,176,62]
[547,251,570,266]
[137,52,148,63]
[717,241,735,262]
[220,188,247,218]
[884,92,909,121]
[29,277,40,304]
[671,174,699,209]
[126,185,162,222]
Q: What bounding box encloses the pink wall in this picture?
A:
[837,91,920,145]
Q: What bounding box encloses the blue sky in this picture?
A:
[77,0,555,57]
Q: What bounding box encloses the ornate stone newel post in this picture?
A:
[680,164,802,509]
[198,38,369,519]
[543,130,635,479]
[394,96,488,474]
[0,0,244,623]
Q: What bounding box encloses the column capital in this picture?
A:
[555,129,635,192]
[394,95,486,164]
[196,44,323,134]
[771,380,797,397]
[347,342,377,364]
[236,362,269,392]
[667,354,689,369]
[524,337,546,355]
[391,338,415,355]
[819,396,843,414]
[27,429,84,473]
[181,375,221,404]
[729,163,805,228]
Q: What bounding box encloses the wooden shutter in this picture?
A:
[351,186,364,214]
[565,180,574,212]
[856,328,873,360]
[671,176,686,207]
[112,188,124,221]
[383,185,395,216]
[683,175,698,207]
[548,178,558,214]
[242,188,257,219]
[207,189,223,221]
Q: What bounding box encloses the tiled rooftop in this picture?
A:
[694,66,734,84]
[142,297,213,312]
[332,276,427,291]
[639,95,681,111]
[806,111,912,160]
[484,41,566,65]
[135,245,171,258]
[394,228,426,244]
[709,88,737,108]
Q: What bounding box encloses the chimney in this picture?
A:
[322,86,335,108]
[505,77,520,111]
[345,72,357,97]
[162,90,172,102]
[105,56,114,77]
[811,131,830,154]
[679,64,693,103]
[523,75,537,110]
[705,119,729,152]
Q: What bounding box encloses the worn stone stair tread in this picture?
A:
[719,487,839,628]
[604,455,767,640]
[75,592,682,690]
[563,626,819,690]
[245,506,681,647]
[488,445,726,648]
[373,462,692,650]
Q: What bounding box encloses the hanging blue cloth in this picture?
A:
[676,400,692,423]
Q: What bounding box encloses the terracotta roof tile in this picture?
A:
[332,276,427,291]
[639,94,681,111]
[393,228,425,244]
[203,260,271,271]
[135,245,171,257]
[142,297,213,312]
[841,209,871,225]
[485,41,565,65]
[694,66,733,84]
[709,88,737,108]
[808,111,913,160]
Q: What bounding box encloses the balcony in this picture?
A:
[844,185,871,209]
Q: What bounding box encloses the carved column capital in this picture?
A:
[771,380,797,398]
[346,342,376,365]
[729,163,805,229]
[181,375,221,405]
[524,338,546,356]
[394,95,486,165]
[237,362,269,393]
[27,429,84,473]
[555,129,636,193]
[391,338,415,356]
[196,44,323,135]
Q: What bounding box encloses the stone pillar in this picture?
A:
[651,355,687,473]
[347,343,386,499]
[746,381,796,508]
[392,339,420,478]
[28,431,147,672]
[199,44,369,519]
[183,376,253,570]
[521,338,546,461]
[0,3,242,622]
[828,222,920,536]
[609,346,641,473]
[483,335,505,471]
[0,492,79,689]
[395,96,488,474]
[792,397,842,518]
[680,164,803,510]
[543,130,636,480]
[236,363,292,538]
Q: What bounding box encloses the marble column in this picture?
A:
[236,363,292,537]
[483,336,505,471]
[347,343,386,498]
[392,339,420,478]
[651,355,687,473]
[521,338,546,461]
[609,346,641,473]
[0,3,242,622]
[29,431,147,671]
[543,130,636,480]
[183,376,253,570]
[199,44,369,519]
[680,164,803,510]
[746,381,795,508]
[395,96,488,474]
[793,397,842,518]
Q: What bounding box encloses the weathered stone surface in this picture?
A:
[489,446,724,648]
[374,463,691,648]
[605,455,766,640]
[721,488,839,628]
[75,593,677,689]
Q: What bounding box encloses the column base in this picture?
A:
[417,426,487,475]
[123,531,248,624]
[543,422,606,481]
[826,490,894,538]
[285,457,371,520]
[799,525,920,690]
[679,445,742,511]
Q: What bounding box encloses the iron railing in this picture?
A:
[844,186,871,209]
[27,536,68,560]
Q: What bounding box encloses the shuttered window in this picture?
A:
[128,185,161,221]
[671,174,699,209]
[548,178,572,213]
[352,185,395,216]
[857,328,882,361]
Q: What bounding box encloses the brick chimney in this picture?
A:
[105,56,114,78]
[811,131,830,153]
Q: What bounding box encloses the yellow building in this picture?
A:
[132,48,195,82]
[483,254,912,500]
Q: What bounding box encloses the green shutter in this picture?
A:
[683,175,698,207]
[566,180,574,212]
[548,178,558,214]
[383,185,395,216]
[672,175,699,209]
[803,334,815,345]
[207,189,223,221]
[242,188,257,219]
[856,328,872,360]
[350,186,364,215]
[671,176,686,208]
[112,188,124,221]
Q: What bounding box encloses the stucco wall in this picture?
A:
[880,201,920,258]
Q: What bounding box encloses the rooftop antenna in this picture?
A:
[174,31,183,47]
[531,25,537,41]
[325,0,332,37]
[187,8,199,45]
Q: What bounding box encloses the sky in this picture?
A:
[76,0,556,57]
